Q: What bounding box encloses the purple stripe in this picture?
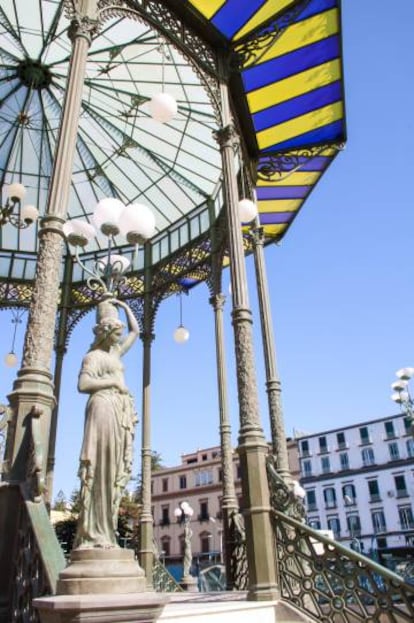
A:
[256,185,310,200]
[258,155,331,173]
[259,212,294,225]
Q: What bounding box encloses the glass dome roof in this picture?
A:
[0,0,222,269]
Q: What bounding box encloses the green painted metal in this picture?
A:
[273,508,414,622]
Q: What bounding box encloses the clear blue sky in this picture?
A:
[1,2,414,500]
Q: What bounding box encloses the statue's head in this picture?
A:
[91,300,125,348]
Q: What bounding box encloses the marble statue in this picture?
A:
[74,298,139,549]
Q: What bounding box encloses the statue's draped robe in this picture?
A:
[75,348,137,548]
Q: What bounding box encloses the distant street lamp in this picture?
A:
[391,367,414,435]
[174,501,198,592]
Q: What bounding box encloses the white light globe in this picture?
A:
[396,367,414,380]
[119,203,156,244]
[21,204,39,223]
[7,183,26,201]
[63,219,96,247]
[4,352,18,367]
[149,92,177,123]
[391,380,408,392]
[238,198,258,223]
[174,508,182,518]
[293,481,306,499]
[93,198,125,236]
[174,325,189,343]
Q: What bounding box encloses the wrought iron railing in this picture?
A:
[152,559,184,593]
[272,509,414,622]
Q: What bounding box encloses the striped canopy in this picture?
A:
[185,0,346,240]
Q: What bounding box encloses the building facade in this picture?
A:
[297,413,414,563]
[151,441,299,566]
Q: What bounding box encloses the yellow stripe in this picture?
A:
[257,101,343,150]
[187,0,226,20]
[258,199,301,213]
[247,59,341,113]
[241,9,338,68]
[233,0,296,41]
[262,224,287,237]
[257,171,321,187]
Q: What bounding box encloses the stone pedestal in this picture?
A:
[179,575,198,592]
[57,548,146,595]
[34,592,168,623]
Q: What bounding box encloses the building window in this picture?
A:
[403,417,412,435]
[202,453,208,461]
[384,421,396,439]
[371,510,386,534]
[388,442,400,461]
[301,440,310,457]
[321,456,331,474]
[407,438,414,458]
[179,475,187,490]
[377,537,387,549]
[236,464,242,480]
[319,436,328,454]
[160,537,170,557]
[395,474,408,498]
[362,447,375,466]
[343,484,356,505]
[200,532,211,554]
[339,452,349,470]
[399,505,414,530]
[347,514,361,537]
[306,489,317,512]
[337,431,347,450]
[327,516,341,538]
[195,470,213,487]
[359,426,371,445]
[368,479,381,502]
[218,469,223,482]
[301,459,312,477]
[323,487,337,509]
[161,506,170,526]
[198,500,209,521]
[308,518,321,530]
[162,478,168,493]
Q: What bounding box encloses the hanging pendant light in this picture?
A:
[237,151,258,223]
[4,309,25,367]
[173,292,190,343]
[149,40,177,124]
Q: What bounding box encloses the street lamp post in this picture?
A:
[391,367,414,436]
[174,501,198,592]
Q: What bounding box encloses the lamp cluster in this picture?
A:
[391,367,414,432]
[174,501,194,520]
[0,183,39,229]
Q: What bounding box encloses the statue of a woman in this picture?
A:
[74,298,139,549]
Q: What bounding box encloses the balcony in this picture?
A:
[198,513,210,522]
[396,490,409,499]
[160,518,170,527]
[369,495,381,503]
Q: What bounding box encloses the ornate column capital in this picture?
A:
[209,293,226,312]
[65,0,100,42]
[213,124,239,150]
[250,226,265,248]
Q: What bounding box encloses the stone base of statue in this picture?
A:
[34,548,168,623]
[179,575,198,592]
[33,592,168,623]
[56,548,146,595]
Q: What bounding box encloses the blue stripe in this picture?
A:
[262,120,344,152]
[212,0,266,39]
[260,212,295,225]
[294,0,338,24]
[253,81,342,131]
[257,186,310,199]
[242,35,340,91]
[258,155,331,172]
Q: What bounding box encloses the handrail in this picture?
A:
[272,507,414,622]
